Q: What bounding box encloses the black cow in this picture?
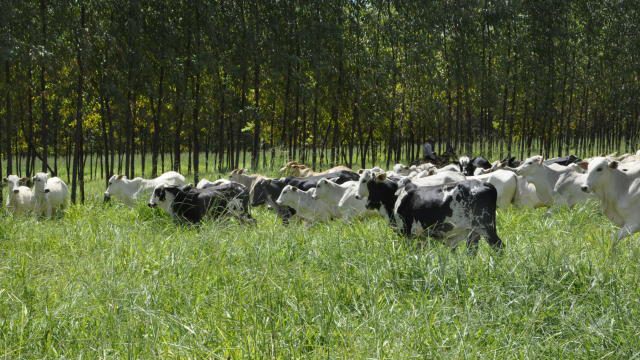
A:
[364,174,503,253]
[459,156,492,176]
[251,170,359,223]
[543,155,581,167]
[149,182,255,224]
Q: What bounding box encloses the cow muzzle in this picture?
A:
[103,193,111,203]
[13,189,19,194]
[581,185,590,193]
[148,203,157,208]
[354,195,361,200]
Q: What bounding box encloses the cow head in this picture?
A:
[514,155,543,176]
[148,184,178,214]
[275,185,299,206]
[312,178,336,200]
[582,157,617,193]
[104,174,132,202]
[356,169,375,200]
[364,173,396,211]
[32,172,50,193]
[4,175,31,194]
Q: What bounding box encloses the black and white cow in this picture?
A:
[458,156,492,176]
[148,182,255,224]
[363,174,503,253]
[251,170,360,223]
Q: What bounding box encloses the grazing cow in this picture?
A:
[196,178,230,189]
[510,155,592,207]
[104,171,186,206]
[32,172,68,218]
[459,156,492,176]
[275,185,333,224]
[312,179,367,220]
[149,182,254,224]
[3,175,34,215]
[279,161,352,177]
[363,174,503,252]
[229,169,270,205]
[581,157,640,240]
[543,155,581,167]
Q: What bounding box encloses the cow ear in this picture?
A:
[609,160,619,169]
[578,161,589,170]
[376,173,387,181]
[116,174,124,180]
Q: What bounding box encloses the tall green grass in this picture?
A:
[1,165,639,358]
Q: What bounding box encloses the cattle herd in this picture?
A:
[3,150,640,250]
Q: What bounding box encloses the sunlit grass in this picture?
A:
[1,168,639,358]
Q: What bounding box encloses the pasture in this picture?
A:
[1,166,639,359]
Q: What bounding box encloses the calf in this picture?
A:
[32,172,68,218]
[149,182,254,224]
[364,174,503,252]
[3,175,34,215]
[581,157,640,240]
[459,156,491,176]
[312,179,367,220]
[275,185,333,224]
[104,171,186,206]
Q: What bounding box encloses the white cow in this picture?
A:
[3,175,34,215]
[32,172,68,218]
[582,157,640,240]
[104,171,186,206]
[196,178,230,189]
[312,179,367,220]
[275,185,333,224]
[437,163,462,173]
[392,164,411,176]
[467,170,518,208]
[511,155,591,207]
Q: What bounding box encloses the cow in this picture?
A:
[581,157,640,240]
[275,185,333,224]
[312,179,367,220]
[252,170,359,223]
[32,172,68,218]
[437,163,462,173]
[279,161,352,177]
[363,173,503,253]
[196,178,230,189]
[3,175,34,215]
[229,169,270,205]
[459,156,492,176]
[148,182,254,224]
[509,155,592,207]
[104,171,186,206]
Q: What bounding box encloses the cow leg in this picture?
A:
[466,231,481,256]
[616,224,640,243]
[484,227,504,251]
